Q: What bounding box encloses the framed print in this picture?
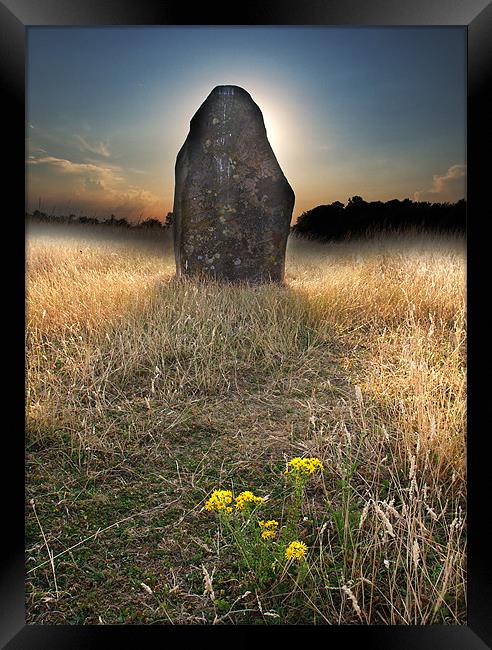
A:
[2,0,491,646]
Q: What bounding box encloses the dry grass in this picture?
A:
[26,223,466,625]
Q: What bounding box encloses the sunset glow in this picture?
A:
[26,27,466,222]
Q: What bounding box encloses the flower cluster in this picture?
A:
[285,540,307,560]
[259,519,279,540]
[235,491,265,511]
[203,463,314,576]
[285,457,324,478]
[204,489,233,512]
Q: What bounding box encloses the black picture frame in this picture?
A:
[3,0,490,646]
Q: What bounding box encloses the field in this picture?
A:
[26,223,466,625]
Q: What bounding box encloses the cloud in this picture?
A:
[84,177,106,192]
[73,134,111,158]
[414,164,466,202]
[27,153,162,219]
[27,154,123,182]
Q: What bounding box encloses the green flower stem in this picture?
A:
[282,475,307,544]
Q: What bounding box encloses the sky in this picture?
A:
[26,27,466,222]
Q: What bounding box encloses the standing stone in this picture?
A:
[172,85,295,283]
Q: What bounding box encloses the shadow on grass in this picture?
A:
[25,260,419,625]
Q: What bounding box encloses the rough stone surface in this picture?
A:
[172,85,295,283]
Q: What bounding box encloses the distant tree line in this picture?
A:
[25,210,174,229]
[291,196,466,241]
[26,196,466,241]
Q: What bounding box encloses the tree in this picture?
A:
[140,218,162,229]
[291,197,465,241]
[348,195,364,205]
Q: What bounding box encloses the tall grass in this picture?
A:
[26,224,466,624]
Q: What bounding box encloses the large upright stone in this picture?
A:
[172,85,295,283]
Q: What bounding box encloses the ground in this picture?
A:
[26,223,466,625]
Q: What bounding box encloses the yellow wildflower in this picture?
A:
[235,491,264,510]
[259,519,278,540]
[261,530,276,540]
[285,540,308,560]
[204,489,233,512]
[285,457,324,478]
